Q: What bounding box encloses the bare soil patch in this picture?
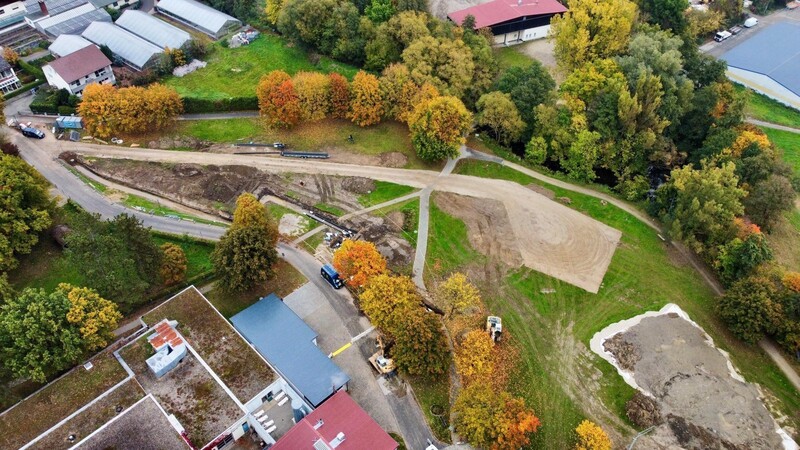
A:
[343,214,414,268]
[527,183,555,200]
[435,192,523,268]
[605,314,786,449]
[279,213,309,236]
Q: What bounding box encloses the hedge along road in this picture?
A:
[50,141,622,293]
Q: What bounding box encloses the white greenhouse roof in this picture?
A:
[48,33,93,56]
[115,10,190,49]
[82,21,162,69]
[39,4,111,36]
[156,0,239,34]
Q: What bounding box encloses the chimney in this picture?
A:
[38,0,47,15]
[329,432,346,448]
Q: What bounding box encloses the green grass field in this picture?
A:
[124,194,225,227]
[435,160,800,446]
[737,84,800,128]
[358,181,416,207]
[494,46,535,69]
[761,127,800,175]
[426,195,484,282]
[165,35,358,100]
[204,259,307,318]
[314,203,346,217]
[176,118,435,170]
[152,233,215,279]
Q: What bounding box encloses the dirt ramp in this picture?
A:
[599,311,788,449]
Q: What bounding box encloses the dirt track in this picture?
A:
[61,143,621,293]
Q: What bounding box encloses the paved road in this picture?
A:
[746,118,800,134]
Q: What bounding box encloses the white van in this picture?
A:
[744,17,758,27]
[714,30,733,42]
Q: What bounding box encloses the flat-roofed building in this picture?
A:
[48,32,91,56]
[155,0,239,39]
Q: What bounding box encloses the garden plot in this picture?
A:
[591,304,795,449]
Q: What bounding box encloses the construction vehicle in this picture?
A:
[486,316,503,342]
[369,334,396,375]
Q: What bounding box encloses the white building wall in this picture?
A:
[44,63,116,96]
[42,64,69,90]
[494,24,551,46]
[106,0,138,10]
[726,66,800,111]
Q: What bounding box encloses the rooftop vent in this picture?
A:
[313,419,324,430]
[330,432,345,448]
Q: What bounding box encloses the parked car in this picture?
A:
[729,25,743,35]
[714,30,733,42]
[321,264,344,289]
[744,17,758,27]
[21,126,44,139]
[273,142,286,149]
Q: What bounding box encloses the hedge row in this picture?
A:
[182,96,258,113]
[4,79,45,101]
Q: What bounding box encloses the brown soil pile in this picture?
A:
[603,333,639,371]
[607,315,784,449]
[343,215,413,268]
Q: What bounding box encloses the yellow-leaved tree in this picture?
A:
[62,283,122,351]
[436,272,481,317]
[78,83,182,138]
[409,95,472,161]
[159,242,187,286]
[332,239,387,289]
[293,71,331,121]
[454,329,494,383]
[349,70,383,127]
[550,0,637,72]
[575,420,612,450]
[454,383,541,450]
[359,274,419,333]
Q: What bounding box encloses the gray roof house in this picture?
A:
[115,9,190,50]
[231,294,350,408]
[48,33,92,57]
[155,0,240,39]
[82,21,161,70]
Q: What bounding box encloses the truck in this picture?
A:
[320,264,344,289]
[486,316,503,342]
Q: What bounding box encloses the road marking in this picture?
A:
[329,342,351,358]
[351,325,375,344]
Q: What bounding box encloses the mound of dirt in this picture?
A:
[148,136,209,150]
[626,391,662,428]
[341,177,375,194]
[603,333,639,371]
[614,314,784,449]
[378,152,408,168]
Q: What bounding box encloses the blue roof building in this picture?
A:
[231,294,350,408]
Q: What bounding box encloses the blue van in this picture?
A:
[321,264,344,289]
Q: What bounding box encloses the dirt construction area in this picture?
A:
[592,305,794,450]
[63,143,620,292]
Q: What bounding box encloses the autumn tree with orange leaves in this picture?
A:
[348,70,383,126]
[329,72,350,119]
[575,420,612,450]
[454,383,541,450]
[293,71,331,121]
[333,239,387,289]
[257,70,302,128]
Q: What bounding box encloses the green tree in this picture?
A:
[212,193,279,292]
[402,36,475,98]
[0,288,84,382]
[265,0,284,25]
[160,243,188,287]
[494,62,555,139]
[391,307,450,376]
[365,0,395,22]
[278,0,365,63]
[108,214,162,287]
[395,0,426,11]
[563,129,601,182]
[476,92,525,145]
[744,175,796,231]
[0,155,52,272]
[409,95,473,161]
[717,275,783,343]
[663,161,745,254]
[525,136,548,165]
[715,233,773,285]
[638,0,688,31]
[550,0,638,72]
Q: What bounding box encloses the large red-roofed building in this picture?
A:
[448,0,567,46]
[270,390,397,450]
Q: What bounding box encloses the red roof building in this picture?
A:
[270,391,397,450]
[448,0,567,45]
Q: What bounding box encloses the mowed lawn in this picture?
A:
[165,35,358,100]
[426,160,800,447]
[176,118,436,170]
[761,127,800,175]
[738,83,800,128]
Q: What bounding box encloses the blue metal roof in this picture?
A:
[230,294,350,407]
[722,22,800,96]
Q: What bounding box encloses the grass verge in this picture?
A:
[494,46,535,69]
[737,84,800,128]
[451,159,800,445]
[123,194,225,227]
[300,230,325,254]
[152,233,215,279]
[426,194,485,281]
[358,181,416,207]
[204,259,307,318]
[314,203,346,217]
[407,375,451,443]
[0,354,127,449]
[760,127,800,175]
[165,35,358,101]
